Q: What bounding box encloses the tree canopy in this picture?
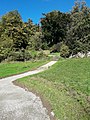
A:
[41,11,71,47]
[0,0,90,61]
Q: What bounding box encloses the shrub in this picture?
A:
[60,43,70,58]
[41,42,49,50]
[0,47,11,62]
[43,50,50,56]
[37,51,44,59]
[9,51,24,61]
[8,50,32,61]
[30,50,37,59]
[24,50,32,61]
[0,54,4,62]
[50,43,60,53]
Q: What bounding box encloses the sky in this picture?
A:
[0,0,90,24]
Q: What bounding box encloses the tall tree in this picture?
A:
[41,11,70,47]
[0,10,43,61]
[66,0,90,54]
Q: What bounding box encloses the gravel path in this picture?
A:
[0,61,57,120]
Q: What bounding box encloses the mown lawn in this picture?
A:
[15,58,90,120]
[0,60,49,78]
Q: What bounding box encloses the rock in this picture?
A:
[77,52,85,58]
[25,87,28,91]
[69,54,76,58]
[51,111,55,117]
[69,52,85,58]
[87,52,90,57]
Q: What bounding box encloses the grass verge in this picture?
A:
[15,58,90,120]
[0,59,49,78]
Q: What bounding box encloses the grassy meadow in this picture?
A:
[0,60,49,78]
[15,58,90,120]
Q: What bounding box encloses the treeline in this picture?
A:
[0,0,90,62]
[0,11,44,62]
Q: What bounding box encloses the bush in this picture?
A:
[0,48,48,62]
[0,54,4,62]
[37,51,45,59]
[43,50,50,56]
[60,43,70,58]
[0,47,11,62]
[30,50,47,60]
[30,50,37,59]
[24,50,32,61]
[50,43,60,53]
[41,42,49,50]
[9,51,24,61]
[8,50,32,61]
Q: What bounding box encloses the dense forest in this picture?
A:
[0,0,90,62]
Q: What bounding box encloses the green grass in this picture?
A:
[51,52,60,56]
[15,58,90,120]
[0,60,49,78]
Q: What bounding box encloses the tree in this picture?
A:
[0,10,28,61]
[41,11,70,47]
[28,32,43,50]
[0,10,43,62]
[0,10,24,49]
[66,0,90,54]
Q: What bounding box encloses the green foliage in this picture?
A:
[28,32,43,50]
[0,1,90,62]
[41,11,70,47]
[8,50,32,61]
[0,54,4,62]
[50,43,61,52]
[60,43,70,58]
[41,42,49,50]
[66,0,90,54]
[0,10,43,62]
[37,51,45,59]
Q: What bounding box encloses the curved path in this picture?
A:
[0,61,57,120]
